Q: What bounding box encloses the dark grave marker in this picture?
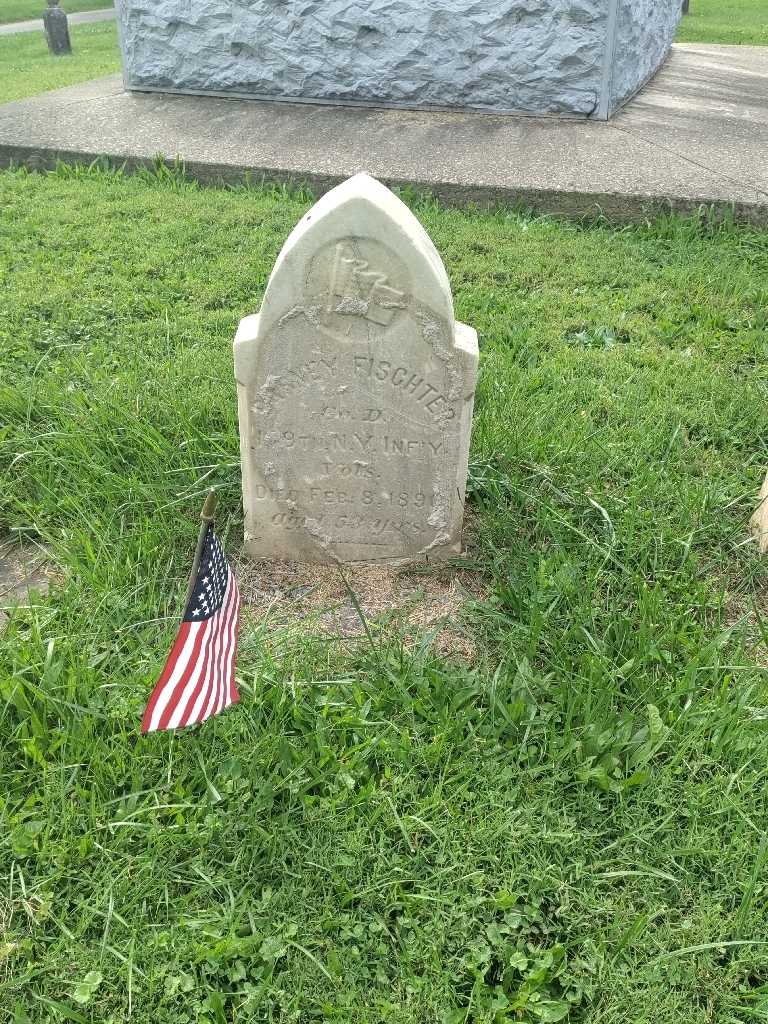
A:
[43,0,72,55]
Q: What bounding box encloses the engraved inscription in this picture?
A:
[251,431,452,456]
[253,353,455,422]
[248,290,460,553]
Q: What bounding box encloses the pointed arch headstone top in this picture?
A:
[234,174,478,564]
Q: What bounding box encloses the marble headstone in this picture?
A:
[43,0,71,55]
[234,174,478,564]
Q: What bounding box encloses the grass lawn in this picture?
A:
[0,0,111,25]
[1,166,767,1023]
[0,20,119,105]
[677,0,768,45]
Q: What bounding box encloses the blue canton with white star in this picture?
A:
[183,525,228,622]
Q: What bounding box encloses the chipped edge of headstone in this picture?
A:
[750,469,768,554]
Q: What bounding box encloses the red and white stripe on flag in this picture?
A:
[142,526,241,733]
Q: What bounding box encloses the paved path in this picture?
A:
[0,7,114,35]
[0,43,766,224]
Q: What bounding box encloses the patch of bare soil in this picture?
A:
[723,574,767,671]
[234,556,487,661]
[0,538,56,626]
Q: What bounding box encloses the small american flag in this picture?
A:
[142,524,241,733]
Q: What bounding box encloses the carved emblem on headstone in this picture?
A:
[234,173,478,564]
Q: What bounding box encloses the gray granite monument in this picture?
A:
[115,0,681,119]
[43,0,71,56]
[234,174,478,564]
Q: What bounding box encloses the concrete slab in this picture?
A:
[617,44,768,198]
[0,43,766,224]
[0,7,115,35]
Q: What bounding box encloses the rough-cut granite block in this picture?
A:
[116,0,680,119]
[611,0,681,111]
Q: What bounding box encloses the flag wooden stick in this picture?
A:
[186,490,218,606]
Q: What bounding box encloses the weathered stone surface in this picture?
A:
[117,0,607,115]
[751,470,768,554]
[43,0,71,55]
[610,0,681,112]
[234,173,478,564]
[117,0,682,117]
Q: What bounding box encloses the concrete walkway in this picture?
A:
[0,7,114,35]
[0,42,766,224]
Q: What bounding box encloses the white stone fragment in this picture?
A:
[234,173,478,564]
[751,470,768,554]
